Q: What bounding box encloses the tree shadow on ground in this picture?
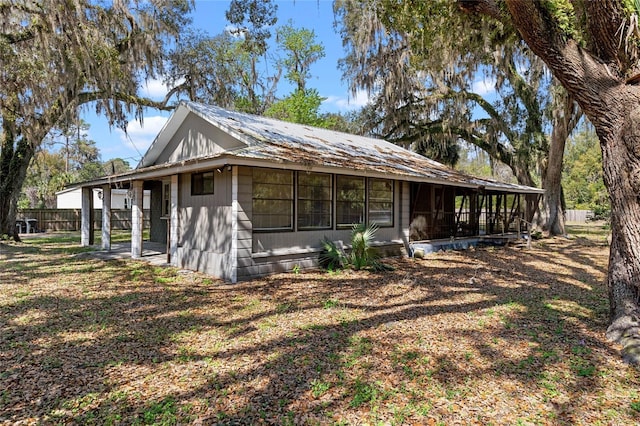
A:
[0,237,638,424]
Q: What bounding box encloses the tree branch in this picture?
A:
[497,1,617,126]
[457,0,502,20]
[583,0,628,69]
[75,91,176,111]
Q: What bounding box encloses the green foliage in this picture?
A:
[310,379,330,398]
[350,379,379,408]
[320,238,347,271]
[226,0,278,54]
[349,223,379,270]
[276,21,325,91]
[103,158,132,175]
[414,135,460,167]
[320,223,392,272]
[264,89,328,127]
[166,31,254,110]
[335,0,553,186]
[562,124,610,220]
[542,0,579,40]
[19,120,124,208]
[0,0,192,236]
[138,397,177,425]
[322,299,340,309]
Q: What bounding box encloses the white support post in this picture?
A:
[230,166,238,283]
[131,180,144,258]
[81,187,93,246]
[101,184,112,251]
[169,174,179,265]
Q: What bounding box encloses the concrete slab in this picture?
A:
[80,241,169,266]
[410,233,526,256]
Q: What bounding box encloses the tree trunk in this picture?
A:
[458,0,640,365]
[601,100,640,364]
[0,124,35,242]
[540,91,580,236]
[511,158,535,188]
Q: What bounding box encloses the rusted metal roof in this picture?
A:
[183,102,542,194]
[132,101,542,194]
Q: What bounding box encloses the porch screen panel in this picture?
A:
[298,172,332,230]
[336,175,365,227]
[368,178,393,226]
[252,168,293,230]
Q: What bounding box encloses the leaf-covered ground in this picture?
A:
[1,232,639,425]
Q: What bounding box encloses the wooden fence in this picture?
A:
[17,209,151,232]
[565,209,593,223]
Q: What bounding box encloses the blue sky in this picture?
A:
[84,0,369,165]
[84,0,496,165]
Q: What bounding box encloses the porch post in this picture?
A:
[81,187,94,246]
[230,166,238,283]
[131,180,144,258]
[101,184,112,251]
[169,174,179,265]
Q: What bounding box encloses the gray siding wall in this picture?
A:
[155,114,245,165]
[174,166,409,282]
[237,166,254,279]
[176,169,234,280]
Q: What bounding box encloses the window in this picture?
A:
[191,171,214,196]
[298,172,332,230]
[253,168,293,230]
[162,182,171,217]
[336,175,365,227]
[368,178,393,226]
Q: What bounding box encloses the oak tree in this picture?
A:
[335,0,580,234]
[458,0,640,363]
[0,0,191,240]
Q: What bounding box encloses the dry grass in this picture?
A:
[1,232,639,425]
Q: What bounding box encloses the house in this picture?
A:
[77,101,543,283]
[56,187,150,209]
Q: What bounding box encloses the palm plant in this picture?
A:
[349,222,379,270]
[320,222,392,272]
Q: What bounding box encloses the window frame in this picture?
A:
[335,175,366,229]
[162,181,171,217]
[297,172,333,231]
[191,171,214,196]
[252,168,294,232]
[367,177,394,227]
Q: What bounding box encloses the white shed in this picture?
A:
[56,187,150,209]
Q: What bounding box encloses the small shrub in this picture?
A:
[319,238,347,270]
[349,223,378,270]
[320,223,393,272]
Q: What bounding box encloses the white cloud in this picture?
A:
[141,78,169,99]
[472,77,496,96]
[116,115,169,156]
[323,90,371,112]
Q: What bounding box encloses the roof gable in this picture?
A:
[139,105,247,168]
